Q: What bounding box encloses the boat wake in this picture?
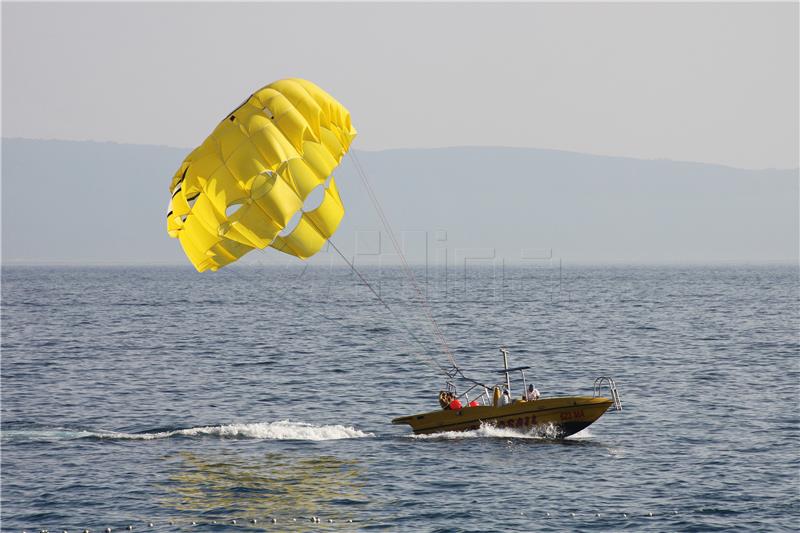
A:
[2,420,373,442]
[410,422,593,440]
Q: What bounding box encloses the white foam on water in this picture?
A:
[3,420,373,442]
[409,421,570,440]
[1,429,99,441]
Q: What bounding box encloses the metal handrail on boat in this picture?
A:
[593,376,622,411]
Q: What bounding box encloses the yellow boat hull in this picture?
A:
[392,396,613,437]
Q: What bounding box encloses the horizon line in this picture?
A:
[3,136,798,173]
[3,260,798,269]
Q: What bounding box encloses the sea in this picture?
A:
[1,264,798,532]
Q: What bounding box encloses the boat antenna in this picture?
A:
[349,151,459,372]
[500,347,511,395]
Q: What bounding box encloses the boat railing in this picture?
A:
[453,382,492,406]
[593,376,622,411]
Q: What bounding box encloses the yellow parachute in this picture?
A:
[166,78,357,272]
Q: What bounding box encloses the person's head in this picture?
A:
[528,384,534,392]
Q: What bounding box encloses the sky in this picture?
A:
[2,2,798,170]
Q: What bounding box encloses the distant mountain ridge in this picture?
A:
[2,138,797,265]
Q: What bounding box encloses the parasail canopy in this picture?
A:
[166,78,357,272]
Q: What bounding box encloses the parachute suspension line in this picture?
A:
[233,252,310,305]
[255,243,450,382]
[349,151,459,371]
[326,238,450,377]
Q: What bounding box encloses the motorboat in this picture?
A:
[392,349,621,437]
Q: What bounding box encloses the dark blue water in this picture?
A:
[2,264,798,532]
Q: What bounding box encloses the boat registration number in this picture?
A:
[496,416,537,429]
[560,409,585,421]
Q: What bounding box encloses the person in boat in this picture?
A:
[439,391,463,410]
[525,384,541,401]
[438,391,453,409]
[500,387,511,406]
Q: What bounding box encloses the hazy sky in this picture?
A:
[2,2,798,169]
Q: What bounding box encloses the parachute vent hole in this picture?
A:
[303,184,326,212]
[187,194,199,209]
[263,106,274,120]
[226,203,244,219]
[279,210,303,237]
[180,214,188,223]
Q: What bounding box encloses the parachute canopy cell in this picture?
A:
[166,78,357,272]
